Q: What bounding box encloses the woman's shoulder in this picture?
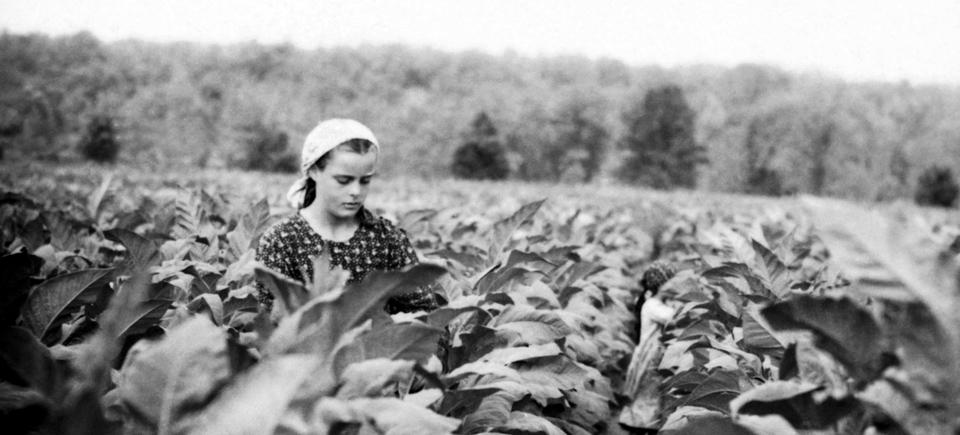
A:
[260,213,307,243]
[361,212,409,241]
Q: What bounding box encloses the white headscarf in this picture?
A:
[286,119,379,209]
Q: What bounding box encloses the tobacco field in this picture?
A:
[3,163,960,435]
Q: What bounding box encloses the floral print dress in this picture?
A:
[255,208,438,314]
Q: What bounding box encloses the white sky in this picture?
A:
[3,0,960,84]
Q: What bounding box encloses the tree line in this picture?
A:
[2,31,960,201]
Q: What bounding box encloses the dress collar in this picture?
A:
[357,206,379,226]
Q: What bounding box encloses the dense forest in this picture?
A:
[2,31,960,200]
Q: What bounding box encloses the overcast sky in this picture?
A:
[3,0,959,84]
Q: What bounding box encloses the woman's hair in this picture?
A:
[303,138,376,208]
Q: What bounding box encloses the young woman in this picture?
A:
[255,118,438,314]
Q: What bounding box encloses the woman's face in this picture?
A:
[309,149,378,221]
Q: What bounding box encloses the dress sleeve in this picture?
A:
[383,223,439,314]
[254,227,288,310]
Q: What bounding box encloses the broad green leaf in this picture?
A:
[335,359,416,399]
[226,198,272,261]
[735,415,799,435]
[730,380,859,430]
[545,417,594,435]
[741,304,786,359]
[19,217,45,253]
[104,228,162,276]
[425,306,488,330]
[485,199,546,268]
[428,249,485,271]
[305,248,350,298]
[438,388,501,417]
[494,411,565,435]
[254,265,311,314]
[447,361,524,381]
[173,190,205,240]
[563,388,612,429]
[186,355,322,435]
[0,382,52,427]
[85,172,113,222]
[474,378,563,407]
[222,249,257,288]
[749,240,791,298]
[266,265,445,357]
[399,208,438,231]
[0,326,62,398]
[114,298,172,340]
[112,280,176,340]
[673,369,743,414]
[117,316,231,433]
[804,196,960,401]
[476,342,562,365]
[702,263,773,300]
[222,285,259,318]
[186,293,225,326]
[21,268,114,344]
[761,296,888,384]
[490,305,573,345]
[52,272,153,435]
[729,381,818,420]
[43,211,85,253]
[447,326,511,369]
[552,260,606,290]
[661,370,710,394]
[461,390,522,434]
[883,301,953,377]
[332,322,442,376]
[0,253,43,325]
[313,397,461,435]
[514,355,592,393]
[666,414,757,435]
[475,265,544,296]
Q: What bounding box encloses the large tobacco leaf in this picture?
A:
[494,411,565,435]
[460,390,522,434]
[663,414,758,435]
[334,359,416,400]
[749,240,792,298]
[254,266,311,314]
[729,380,859,430]
[489,304,573,345]
[185,355,322,435]
[172,191,206,240]
[805,197,960,431]
[0,252,44,325]
[313,397,460,435]
[485,199,545,268]
[0,326,63,407]
[265,264,446,357]
[104,228,161,276]
[57,272,153,435]
[741,304,785,359]
[804,197,960,382]
[117,316,232,433]
[761,296,889,384]
[226,197,271,261]
[21,267,114,344]
[666,369,744,415]
[332,322,442,376]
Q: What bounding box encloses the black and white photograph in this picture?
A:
[2,1,960,434]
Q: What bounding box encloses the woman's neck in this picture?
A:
[298,205,358,242]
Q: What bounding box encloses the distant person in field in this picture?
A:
[255,118,438,314]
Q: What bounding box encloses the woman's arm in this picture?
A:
[254,227,294,310]
[383,224,440,314]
